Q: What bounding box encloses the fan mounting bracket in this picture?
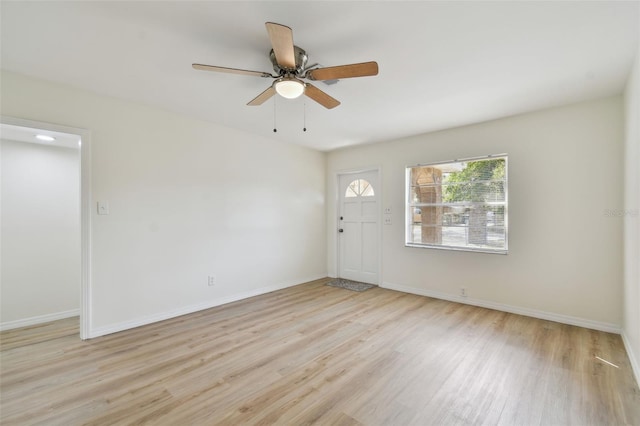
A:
[270,46,308,76]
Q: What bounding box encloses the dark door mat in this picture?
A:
[326,278,377,292]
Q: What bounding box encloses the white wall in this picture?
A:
[0,71,327,337]
[623,47,640,385]
[1,139,80,326]
[328,97,624,330]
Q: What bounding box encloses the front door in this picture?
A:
[338,170,379,284]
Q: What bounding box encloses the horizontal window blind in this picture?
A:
[406,155,508,254]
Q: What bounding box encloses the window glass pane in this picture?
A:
[360,181,374,197]
[346,179,375,197]
[406,156,507,253]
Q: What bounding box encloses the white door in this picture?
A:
[338,170,379,284]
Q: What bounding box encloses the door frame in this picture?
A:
[1,115,92,340]
[334,166,383,285]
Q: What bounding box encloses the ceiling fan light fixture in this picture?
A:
[274,78,305,99]
[193,22,377,109]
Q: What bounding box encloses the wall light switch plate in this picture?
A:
[97,201,110,215]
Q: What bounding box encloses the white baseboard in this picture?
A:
[381,282,621,334]
[621,331,640,387]
[88,274,327,339]
[0,309,80,331]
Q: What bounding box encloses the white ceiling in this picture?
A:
[1,1,638,151]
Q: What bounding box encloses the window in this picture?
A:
[345,179,375,197]
[406,155,507,254]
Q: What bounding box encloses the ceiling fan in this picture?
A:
[192,22,379,109]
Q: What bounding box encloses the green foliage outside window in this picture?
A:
[443,158,505,203]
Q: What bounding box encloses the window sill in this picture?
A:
[405,243,508,255]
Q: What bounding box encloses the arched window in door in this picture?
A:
[345,179,375,198]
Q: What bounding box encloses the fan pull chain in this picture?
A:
[273,96,277,133]
[303,100,307,132]
[271,98,311,133]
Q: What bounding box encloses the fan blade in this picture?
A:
[192,64,273,78]
[247,86,276,106]
[306,61,379,81]
[265,22,296,70]
[304,84,340,109]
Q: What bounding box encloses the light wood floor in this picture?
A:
[1,278,639,425]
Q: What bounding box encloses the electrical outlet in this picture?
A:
[208,275,216,286]
[460,287,467,297]
[384,217,392,225]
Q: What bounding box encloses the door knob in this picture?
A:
[339,229,344,233]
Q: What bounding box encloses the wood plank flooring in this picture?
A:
[1,278,639,425]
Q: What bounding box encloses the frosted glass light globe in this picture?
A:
[275,79,305,99]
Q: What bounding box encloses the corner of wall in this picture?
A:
[622,44,640,387]
[622,330,640,387]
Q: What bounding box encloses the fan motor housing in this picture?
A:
[270,46,308,75]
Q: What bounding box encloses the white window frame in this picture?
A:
[405,154,508,254]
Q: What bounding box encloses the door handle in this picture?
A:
[338,229,344,233]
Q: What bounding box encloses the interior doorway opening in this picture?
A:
[1,117,91,339]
